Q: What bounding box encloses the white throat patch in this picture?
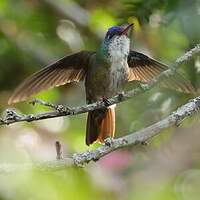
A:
[108,35,130,63]
[106,35,130,94]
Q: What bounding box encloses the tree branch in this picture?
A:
[0,44,199,173]
[0,95,200,174]
[0,44,199,126]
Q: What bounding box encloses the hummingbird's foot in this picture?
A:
[102,97,112,107]
[104,137,114,147]
[118,91,125,101]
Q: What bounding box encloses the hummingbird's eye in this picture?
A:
[106,33,113,40]
[108,33,115,39]
[106,31,119,40]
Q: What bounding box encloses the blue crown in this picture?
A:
[107,26,123,34]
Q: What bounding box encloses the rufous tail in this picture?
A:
[86,107,115,146]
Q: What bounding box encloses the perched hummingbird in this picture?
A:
[8,24,194,145]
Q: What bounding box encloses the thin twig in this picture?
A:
[1,44,199,126]
[55,141,63,160]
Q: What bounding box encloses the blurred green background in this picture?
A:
[0,0,200,199]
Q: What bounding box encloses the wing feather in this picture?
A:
[128,50,194,94]
[8,51,95,104]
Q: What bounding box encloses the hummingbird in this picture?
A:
[8,24,194,145]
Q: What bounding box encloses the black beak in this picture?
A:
[121,23,133,35]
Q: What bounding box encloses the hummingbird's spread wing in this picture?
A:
[8,51,95,104]
[127,50,194,93]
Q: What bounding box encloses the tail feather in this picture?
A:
[86,107,115,146]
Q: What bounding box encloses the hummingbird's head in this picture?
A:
[105,24,133,41]
[102,24,133,62]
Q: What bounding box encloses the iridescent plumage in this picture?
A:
[8,24,194,145]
